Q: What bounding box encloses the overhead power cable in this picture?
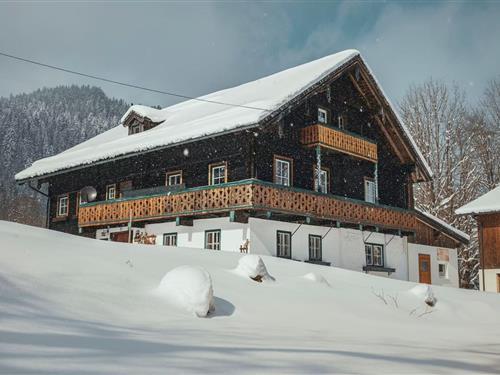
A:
[0,51,271,112]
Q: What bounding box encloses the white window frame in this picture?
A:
[438,263,448,278]
[205,230,221,250]
[309,234,322,261]
[364,178,376,204]
[318,107,328,124]
[338,115,345,129]
[319,168,329,194]
[106,184,116,200]
[166,171,182,186]
[57,195,69,217]
[277,230,292,258]
[274,157,291,186]
[209,163,227,185]
[365,243,384,267]
[163,233,178,247]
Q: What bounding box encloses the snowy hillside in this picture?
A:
[1,221,499,374]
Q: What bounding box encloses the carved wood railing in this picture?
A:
[78,179,416,231]
[300,124,378,162]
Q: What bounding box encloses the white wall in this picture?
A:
[143,216,458,287]
[407,243,459,287]
[146,217,249,252]
[479,269,500,292]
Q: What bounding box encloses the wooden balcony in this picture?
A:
[78,179,416,232]
[300,124,378,162]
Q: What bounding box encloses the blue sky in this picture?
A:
[0,1,499,108]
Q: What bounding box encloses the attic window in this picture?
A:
[318,108,328,124]
[130,123,142,134]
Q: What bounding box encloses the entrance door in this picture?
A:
[418,254,432,284]
[110,231,130,243]
[497,274,500,293]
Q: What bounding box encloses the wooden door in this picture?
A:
[497,274,500,293]
[110,231,129,243]
[418,254,432,284]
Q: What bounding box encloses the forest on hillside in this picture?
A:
[0,85,128,226]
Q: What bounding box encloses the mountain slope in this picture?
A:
[0,221,499,374]
[0,86,128,225]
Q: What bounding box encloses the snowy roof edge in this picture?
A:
[455,185,500,215]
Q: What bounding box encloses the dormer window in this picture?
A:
[318,108,328,124]
[130,123,143,135]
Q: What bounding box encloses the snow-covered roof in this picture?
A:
[455,185,500,215]
[16,49,431,182]
[415,208,470,244]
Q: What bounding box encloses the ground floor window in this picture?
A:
[438,263,448,278]
[276,230,292,258]
[163,233,177,246]
[365,243,384,266]
[205,230,221,250]
[309,234,322,261]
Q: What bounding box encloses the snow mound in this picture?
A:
[155,266,215,317]
[409,284,437,307]
[234,255,275,282]
[303,272,331,287]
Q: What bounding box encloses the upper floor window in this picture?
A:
[277,230,292,258]
[319,168,329,194]
[106,184,116,200]
[364,177,376,203]
[318,107,328,124]
[166,171,182,186]
[309,234,322,261]
[209,162,227,185]
[365,243,384,267]
[205,230,221,250]
[57,194,69,217]
[338,115,346,129]
[274,156,292,186]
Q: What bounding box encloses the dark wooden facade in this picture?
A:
[477,213,500,269]
[37,56,465,248]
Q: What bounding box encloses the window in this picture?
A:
[364,178,376,203]
[205,230,221,250]
[365,243,384,267]
[438,263,448,278]
[309,235,322,261]
[277,231,292,258]
[313,167,330,194]
[318,107,328,124]
[106,184,116,200]
[75,192,82,214]
[130,123,142,134]
[57,195,68,217]
[274,156,292,186]
[166,171,182,186]
[209,163,227,185]
[163,233,178,246]
[338,115,346,129]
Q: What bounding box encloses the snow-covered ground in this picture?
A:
[1,221,499,374]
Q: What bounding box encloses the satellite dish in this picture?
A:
[80,186,97,204]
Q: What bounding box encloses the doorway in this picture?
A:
[418,254,432,284]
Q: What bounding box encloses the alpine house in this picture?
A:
[16,49,469,286]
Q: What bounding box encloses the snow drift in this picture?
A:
[234,254,275,282]
[1,220,499,374]
[155,266,215,317]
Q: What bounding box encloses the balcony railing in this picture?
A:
[300,124,378,162]
[78,179,416,231]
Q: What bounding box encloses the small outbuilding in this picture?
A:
[456,185,500,292]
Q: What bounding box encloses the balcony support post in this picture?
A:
[315,145,322,192]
